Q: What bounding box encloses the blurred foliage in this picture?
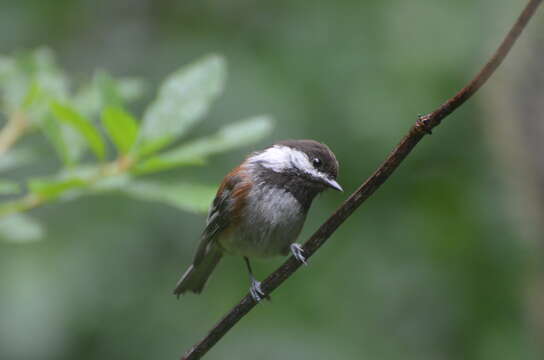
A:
[0,2,541,360]
[0,48,273,242]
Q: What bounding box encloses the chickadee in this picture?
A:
[173,139,342,301]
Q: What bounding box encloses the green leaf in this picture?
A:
[0,214,44,243]
[26,166,127,202]
[0,148,35,172]
[101,106,139,154]
[91,174,131,192]
[96,71,119,105]
[73,71,146,118]
[0,48,68,123]
[137,54,226,153]
[122,181,216,214]
[0,181,20,195]
[27,48,69,103]
[95,72,146,108]
[131,156,205,175]
[117,77,146,102]
[21,80,42,108]
[95,71,123,108]
[51,102,106,160]
[57,165,98,180]
[40,114,72,165]
[134,115,273,174]
[168,115,273,157]
[72,75,103,118]
[0,54,28,112]
[136,137,175,158]
[40,114,87,166]
[29,177,88,200]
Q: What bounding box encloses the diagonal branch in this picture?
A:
[180,1,543,359]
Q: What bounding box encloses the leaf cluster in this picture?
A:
[0,48,273,242]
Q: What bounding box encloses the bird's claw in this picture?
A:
[290,243,307,265]
[249,278,265,302]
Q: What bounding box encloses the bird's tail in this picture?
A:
[173,248,223,297]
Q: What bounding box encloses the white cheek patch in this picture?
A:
[248,145,328,181]
[248,145,309,172]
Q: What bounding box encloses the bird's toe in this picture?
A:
[290,243,308,265]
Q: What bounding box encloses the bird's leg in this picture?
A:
[290,243,307,265]
[244,257,267,302]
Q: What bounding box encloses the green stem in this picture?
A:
[0,154,136,218]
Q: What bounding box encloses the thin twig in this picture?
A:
[0,111,28,155]
[180,1,543,359]
[0,154,135,218]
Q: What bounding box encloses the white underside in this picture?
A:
[218,185,306,258]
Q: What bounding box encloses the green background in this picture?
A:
[1,1,542,359]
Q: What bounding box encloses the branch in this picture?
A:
[180,1,543,359]
[0,110,28,156]
[0,155,135,218]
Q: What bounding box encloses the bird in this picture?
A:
[173,139,342,302]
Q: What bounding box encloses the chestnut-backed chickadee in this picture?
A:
[173,139,341,301]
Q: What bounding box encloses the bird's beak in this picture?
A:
[324,177,343,192]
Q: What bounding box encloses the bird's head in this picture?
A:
[248,139,342,193]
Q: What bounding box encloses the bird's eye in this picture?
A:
[312,157,322,168]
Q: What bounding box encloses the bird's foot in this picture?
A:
[249,277,266,302]
[290,243,307,265]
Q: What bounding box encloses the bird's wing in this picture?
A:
[192,169,244,265]
[192,196,229,265]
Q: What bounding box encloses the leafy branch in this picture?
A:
[179,0,543,359]
[0,50,273,242]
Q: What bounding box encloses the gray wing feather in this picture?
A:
[192,189,231,265]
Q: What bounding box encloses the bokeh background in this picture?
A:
[1,1,543,359]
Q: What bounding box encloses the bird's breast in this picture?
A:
[219,185,307,258]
